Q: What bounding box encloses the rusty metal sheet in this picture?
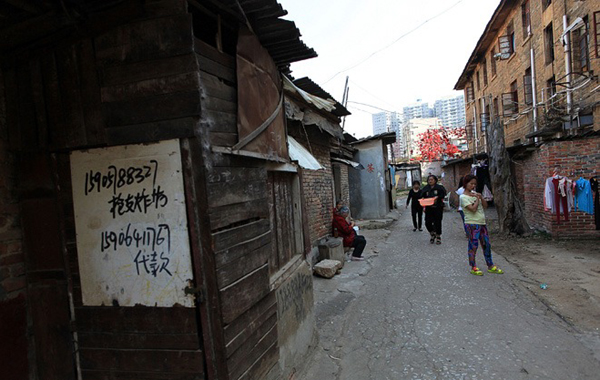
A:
[236,26,288,161]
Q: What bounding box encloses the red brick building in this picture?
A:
[284,77,353,263]
[449,0,600,237]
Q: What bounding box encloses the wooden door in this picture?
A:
[267,171,302,275]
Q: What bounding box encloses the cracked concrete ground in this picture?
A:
[298,210,600,380]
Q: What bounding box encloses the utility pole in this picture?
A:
[341,76,349,131]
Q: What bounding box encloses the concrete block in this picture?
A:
[318,238,344,267]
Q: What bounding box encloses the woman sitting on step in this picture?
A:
[332,206,367,261]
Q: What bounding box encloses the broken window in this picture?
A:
[490,48,497,76]
[542,0,552,12]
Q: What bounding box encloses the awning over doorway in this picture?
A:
[331,157,364,170]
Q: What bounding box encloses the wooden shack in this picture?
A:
[0,1,321,379]
[283,76,354,263]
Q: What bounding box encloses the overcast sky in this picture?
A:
[279,0,500,138]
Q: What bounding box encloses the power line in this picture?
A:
[349,79,400,110]
[323,0,466,84]
[346,104,376,115]
[347,101,394,113]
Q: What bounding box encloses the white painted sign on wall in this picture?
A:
[70,139,195,307]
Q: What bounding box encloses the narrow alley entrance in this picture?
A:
[300,210,600,380]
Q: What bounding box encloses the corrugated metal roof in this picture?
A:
[288,135,323,170]
[331,157,363,170]
[350,131,397,146]
[0,0,318,73]
[293,77,351,117]
[283,76,336,112]
[232,0,318,75]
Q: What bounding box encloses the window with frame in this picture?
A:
[490,48,497,76]
[522,1,531,38]
[595,12,600,59]
[493,97,499,120]
[523,67,533,105]
[476,71,481,91]
[503,80,519,116]
[546,76,556,105]
[572,16,590,75]
[507,20,515,54]
[482,58,488,87]
[542,0,551,12]
[499,21,515,58]
[544,23,554,64]
[480,100,490,131]
[466,81,475,102]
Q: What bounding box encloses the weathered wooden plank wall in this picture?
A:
[0,1,216,379]
[206,154,277,380]
[197,39,280,373]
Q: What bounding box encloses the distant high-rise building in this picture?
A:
[403,100,434,122]
[372,111,402,135]
[434,94,466,129]
[372,111,404,160]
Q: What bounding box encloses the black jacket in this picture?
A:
[406,189,423,209]
[421,184,447,208]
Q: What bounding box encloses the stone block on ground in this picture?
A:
[318,238,345,267]
[313,259,342,279]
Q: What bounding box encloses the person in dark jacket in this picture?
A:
[405,180,423,231]
[332,206,367,261]
[421,175,447,245]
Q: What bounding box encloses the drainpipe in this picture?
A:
[473,104,478,154]
[563,15,572,113]
[480,97,487,152]
[530,48,539,142]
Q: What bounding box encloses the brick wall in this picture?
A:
[340,164,349,209]
[442,161,472,208]
[290,126,334,245]
[462,0,599,156]
[516,135,600,238]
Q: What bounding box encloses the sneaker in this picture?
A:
[470,267,483,276]
[429,233,435,244]
[435,235,442,245]
[351,256,365,261]
[418,228,423,231]
[487,266,504,274]
[413,228,417,232]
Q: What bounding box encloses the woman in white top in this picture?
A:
[459,174,504,276]
[455,176,469,238]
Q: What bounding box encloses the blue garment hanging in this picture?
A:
[575,177,594,214]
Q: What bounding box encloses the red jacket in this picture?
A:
[332,214,356,247]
